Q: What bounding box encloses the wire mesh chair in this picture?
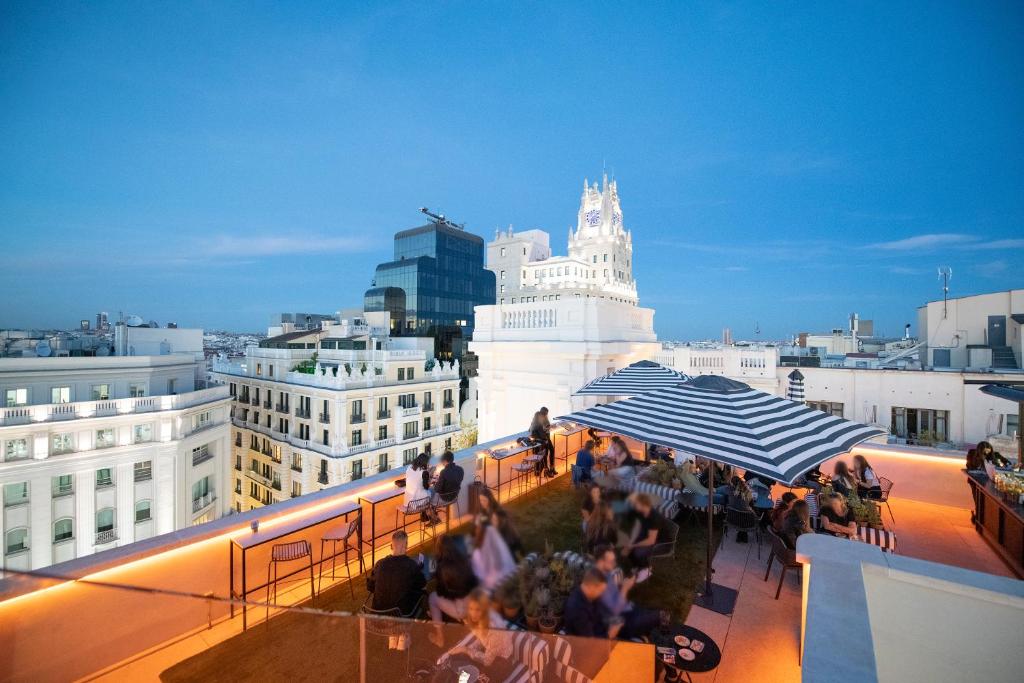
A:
[265,540,315,624]
[319,518,363,598]
[877,477,895,525]
[763,529,801,600]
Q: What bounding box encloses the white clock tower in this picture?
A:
[568,173,635,301]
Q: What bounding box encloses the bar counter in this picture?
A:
[966,470,1024,578]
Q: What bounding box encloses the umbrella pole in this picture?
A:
[706,461,714,596]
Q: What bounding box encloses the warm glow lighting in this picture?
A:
[851,444,964,466]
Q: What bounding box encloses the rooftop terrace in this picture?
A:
[1,429,1021,682]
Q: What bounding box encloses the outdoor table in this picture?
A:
[652,624,721,681]
[551,422,586,474]
[481,442,539,503]
[856,526,897,553]
[359,483,407,566]
[230,499,362,630]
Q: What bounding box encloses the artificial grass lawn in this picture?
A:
[161,476,718,682]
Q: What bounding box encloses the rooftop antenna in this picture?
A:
[754,321,761,337]
[419,207,465,231]
[938,266,952,319]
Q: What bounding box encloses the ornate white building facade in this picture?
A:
[486,174,638,306]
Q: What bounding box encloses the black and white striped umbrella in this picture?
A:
[786,369,805,402]
[574,360,691,397]
[560,374,884,484]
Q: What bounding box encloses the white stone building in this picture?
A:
[211,330,462,512]
[917,288,1023,370]
[0,356,231,573]
[486,174,638,306]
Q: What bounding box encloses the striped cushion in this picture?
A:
[633,480,680,503]
[857,526,897,553]
[552,662,592,683]
[501,632,549,683]
[551,636,573,666]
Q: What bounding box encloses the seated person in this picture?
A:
[965,447,984,471]
[581,483,602,530]
[772,492,798,532]
[471,522,516,591]
[583,501,619,555]
[818,494,857,539]
[782,500,813,550]
[431,450,464,508]
[428,535,478,624]
[853,455,882,499]
[791,465,823,492]
[679,460,726,506]
[831,461,856,496]
[366,530,425,615]
[593,545,663,640]
[978,440,1011,469]
[606,437,638,482]
[439,588,514,679]
[563,569,621,639]
[744,469,778,489]
[623,492,671,580]
[575,440,596,482]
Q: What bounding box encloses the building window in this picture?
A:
[444,413,452,427]
[52,432,73,454]
[806,401,844,418]
[351,460,363,481]
[51,386,70,404]
[407,367,415,380]
[133,424,153,444]
[134,500,152,523]
[500,270,506,280]
[96,468,114,488]
[351,430,362,446]
[52,474,73,496]
[398,368,405,381]
[592,255,597,264]
[256,363,262,376]
[891,407,950,444]
[403,447,416,465]
[96,507,115,533]
[500,284,506,294]
[500,247,506,257]
[53,518,74,543]
[91,384,110,401]
[129,383,146,398]
[5,388,27,407]
[1006,413,1020,437]
[323,429,329,446]
[192,411,212,431]
[134,461,152,482]
[291,481,301,497]
[3,482,28,507]
[192,444,212,465]
[95,428,115,449]
[399,393,416,409]
[378,453,388,473]
[5,438,29,460]
[5,528,28,555]
[403,422,419,440]
[424,416,432,431]
[192,476,213,507]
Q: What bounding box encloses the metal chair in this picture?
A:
[510,460,538,498]
[265,540,315,624]
[360,591,426,619]
[318,518,363,598]
[763,529,801,599]
[396,495,436,543]
[432,490,462,532]
[649,518,680,575]
[723,506,761,559]
[878,477,895,525]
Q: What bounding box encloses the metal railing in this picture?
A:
[317,472,328,485]
[295,408,311,419]
[134,467,153,482]
[95,529,118,545]
[423,403,435,412]
[318,412,330,424]
[192,492,215,513]
[399,405,420,418]
[192,450,214,466]
[350,413,366,424]
[377,409,391,419]
[443,399,455,409]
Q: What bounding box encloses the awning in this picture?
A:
[574,360,691,397]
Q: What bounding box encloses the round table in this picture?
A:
[652,625,721,681]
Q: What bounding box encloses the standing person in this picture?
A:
[428,535,479,625]
[852,454,882,499]
[530,407,556,477]
[366,531,426,615]
[977,441,1011,468]
[623,493,671,581]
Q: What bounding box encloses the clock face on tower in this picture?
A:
[612,212,621,226]
[585,209,601,227]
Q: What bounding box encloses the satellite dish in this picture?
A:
[35,340,52,357]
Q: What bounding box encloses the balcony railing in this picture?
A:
[275,404,289,414]
[290,463,302,472]
[234,436,242,447]
[295,408,311,419]
[348,441,373,455]
[263,399,272,409]
[246,469,273,488]
[234,462,242,472]
[192,450,214,466]
[399,405,420,418]
[134,467,153,482]
[318,412,330,424]
[377,409,391,419]
[94,529,117,545]
[317,472,328,485]
[52,484,74,497]
[250,398,260,406]
[350,413,366,424]
[191,492,215,513]
[423,403,435,412]
[443,399,455,409]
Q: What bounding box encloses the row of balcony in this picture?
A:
[0,385,230,427]
[232,401,452,425]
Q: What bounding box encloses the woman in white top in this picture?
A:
[439,588,514,678]
[852,454,882,499]
[403,452,431,509]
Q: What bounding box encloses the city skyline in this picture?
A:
[2,2,1022,338]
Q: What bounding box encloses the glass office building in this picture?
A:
[365,221,496,362]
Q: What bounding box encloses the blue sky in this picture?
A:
[1,2,1021,339]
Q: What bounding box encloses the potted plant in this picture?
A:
[524,595,541,631]
[847,494,869,527]
[866,501,884,530]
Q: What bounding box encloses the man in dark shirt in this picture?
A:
[624,493,671,579]
[574,440,595,483]
[432,450,464,503]
[530,407,556,477]
[563,568,623,640]
[366,531,425,615]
